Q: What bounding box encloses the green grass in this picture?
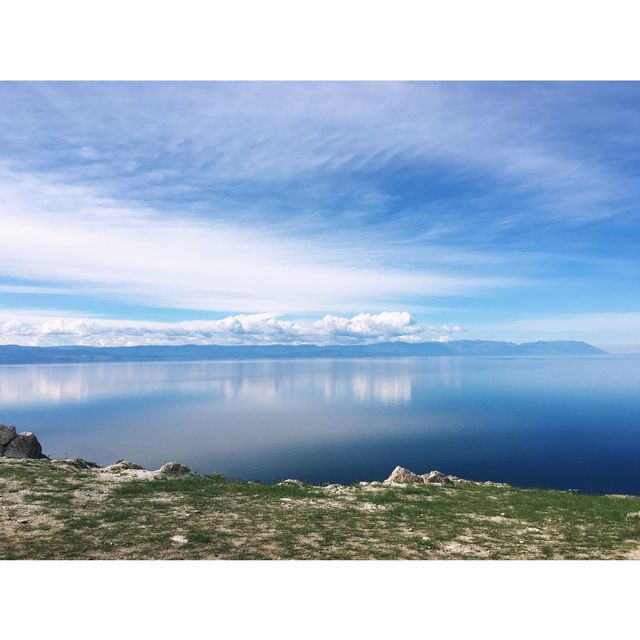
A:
[1,459,639,559]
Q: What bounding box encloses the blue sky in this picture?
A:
[0,82,638,348]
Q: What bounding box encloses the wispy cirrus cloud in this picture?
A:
[2,82,636,227]
[0,165,519,314]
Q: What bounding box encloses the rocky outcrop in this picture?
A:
[422,470,454,484]
[384,466,497,486]
[105,460,145,471]
[0,424,45,459]
[384,466,423,484]
[0,424,17,446]
[2,431,44,459]
[157,462,193,478]
[0,424,197,479]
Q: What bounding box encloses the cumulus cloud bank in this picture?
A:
[0,311,463,347]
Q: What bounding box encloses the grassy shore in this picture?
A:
[1,458,639,560]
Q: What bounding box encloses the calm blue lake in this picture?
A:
[1,356,639,494]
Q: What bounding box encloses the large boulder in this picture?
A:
[157,462,193,478]
[0,424,17,446]
[385,466,422,484]
[421,470,453,484]
[4,432,43,459]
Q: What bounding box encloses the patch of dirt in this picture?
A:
[464,513,512,524]
[439,541,492,558]
[354,502,388,512]
[624,544,640,559]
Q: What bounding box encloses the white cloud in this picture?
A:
[0,165,517,314]
[428,323,462,336]
[313,311,418,338]
[0,310,463,347]
[1,83,630,223]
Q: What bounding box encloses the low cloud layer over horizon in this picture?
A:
[0,82,638,347]
[0,311,462,347]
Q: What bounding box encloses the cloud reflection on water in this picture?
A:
[0,359,417,407]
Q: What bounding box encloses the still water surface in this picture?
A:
[1,356,639,494]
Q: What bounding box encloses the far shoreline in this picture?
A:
[0,339,608,366]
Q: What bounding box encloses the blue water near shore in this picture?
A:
[1,356,639,494]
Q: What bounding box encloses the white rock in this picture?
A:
[421,470,452,484]
[157,462,193,477]
[384,466,422,484]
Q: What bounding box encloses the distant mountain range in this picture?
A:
[0,340,607,364]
